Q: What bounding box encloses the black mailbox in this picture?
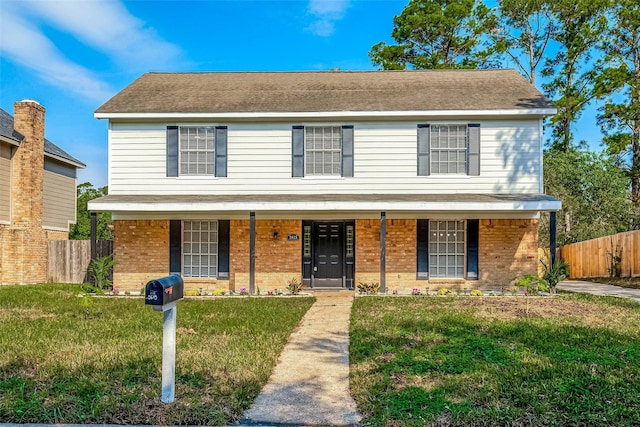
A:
[145,275,184,307]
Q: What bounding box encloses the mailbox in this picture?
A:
[145,275,184,307]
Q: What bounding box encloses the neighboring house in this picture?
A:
[0,100,85,284]
[89,70,561,293]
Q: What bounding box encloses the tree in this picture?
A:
[70,182,112,240]
[594,0,640,223]
[539,145,634,246]
[541,0,609,151]
[369,0,497,70]
[490,0,555,85]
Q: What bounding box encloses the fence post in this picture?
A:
[550,211,557,265]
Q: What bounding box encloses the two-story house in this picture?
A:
[1,100,85,284]
[89,70,560,293]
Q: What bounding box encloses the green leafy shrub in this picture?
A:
[540,258,570,293]
[357,282,380,294]
[87,255,119,290]
[437,288,452,296]
[213,288,227,296]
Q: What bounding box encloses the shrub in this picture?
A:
[437,288,452,296]
[358,282,381,294]
[239,287,249,296]
[213,288,227,296]
[87,255,118,290]
[541,258,570,293]
[286,278,304,295]
[184,289,200,296]
[470,289,483,296]
[411,287,422,295]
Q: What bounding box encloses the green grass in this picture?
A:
[0,283,314,425]
[350,295,640,426]
[579,276,640,290]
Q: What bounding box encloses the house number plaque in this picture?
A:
[287,234,300,241]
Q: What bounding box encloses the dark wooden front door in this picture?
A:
[313,222,344,287]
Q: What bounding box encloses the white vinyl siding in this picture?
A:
[431,125,467,174]
[0,143,11,223]
[108,120,541,195]
[305,126,341,176]
[429,220,465,278]
[180,127,215,176]
[183,220,218,277]
[43,170,76,230]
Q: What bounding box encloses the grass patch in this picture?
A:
[0,283,314,425]
[350,295,640,426]
[579,276,640,290]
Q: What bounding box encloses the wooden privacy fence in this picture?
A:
[48,240,113,283]
[559,230,640,279]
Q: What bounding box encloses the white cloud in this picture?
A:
[0,0,183,103]
[20,0,182,70]
[0,10,112,103]
[306,0,350,37]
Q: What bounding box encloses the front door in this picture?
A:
[313,222,344,287]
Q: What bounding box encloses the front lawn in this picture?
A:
[350,294,640,426]
[0,284,314,425]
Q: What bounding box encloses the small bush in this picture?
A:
[358,282,381,294]
[287,278,304,295]
[437,288,452,296]
[411,287,422,295]
[213,288,227,296]
[184,289,200,296]
[87,254,119,290]
[470,289,483,296]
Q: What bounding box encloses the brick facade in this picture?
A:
[110,217,539,292]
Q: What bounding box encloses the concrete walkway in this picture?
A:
[557,280,640,302]
[240,291,362,426]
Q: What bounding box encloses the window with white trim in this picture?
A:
[183,220,218,277]
[179,127,215,176]
[431,125,467,174]
[305,126,341,176]
[429,220,466,278]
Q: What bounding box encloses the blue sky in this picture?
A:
[1,0,602,187]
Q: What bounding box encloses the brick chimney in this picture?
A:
[11,99,45,228]
[1,99,48,284]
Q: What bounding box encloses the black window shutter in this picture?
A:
[166,126,179,177]
[169,220,181,274]
[468,124,480,176]
[292,126,304,177]
[218,220,230,279]
[215,126,228,177]
[467,219,479,280]
[341,125,354,177]
[417,219,429,279]
[417,124,430,176]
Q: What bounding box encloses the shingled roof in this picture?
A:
[0,107,85,168]
[95,69,555,115]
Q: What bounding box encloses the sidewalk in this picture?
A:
[240,291,362,426]
[557,280,640,302]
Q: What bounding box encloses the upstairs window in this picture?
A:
[417,123,480,176]
[180,127,215,176]
[305,126,342,176]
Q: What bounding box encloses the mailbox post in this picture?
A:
[145,275,184,403]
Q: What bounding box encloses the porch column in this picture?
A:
[249,212,256,295]
[90,212,97,260]
[550,211,557,265]
[380,211,386,293]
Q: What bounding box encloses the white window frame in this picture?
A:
[430,124,468,175]
[182,220,218,278]
[429,220,466,279]
[179,126,215,176]
[304,126,342,176]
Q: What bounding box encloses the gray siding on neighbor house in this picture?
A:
[0,143,11,223]
[43,170,76,231]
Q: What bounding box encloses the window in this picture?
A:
[429,220,466,279]
[179,127,215,176]
[183,220,218,278]
[431,125,467,174]
[305,126,342,176]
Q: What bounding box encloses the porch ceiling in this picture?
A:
[89,193,561,218]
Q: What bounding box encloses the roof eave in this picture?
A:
[94,108,557,120]
[44,152,86,169]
